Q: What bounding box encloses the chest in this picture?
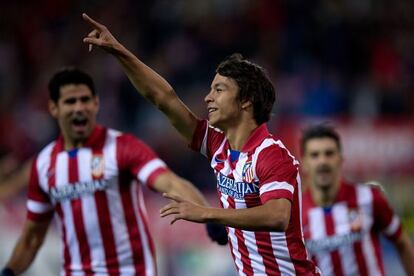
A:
[211,149,260,200]
[39,148,119,203]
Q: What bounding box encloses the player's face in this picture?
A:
[205,73,241,130]
[302,138,342,190]
[49,84,99,145]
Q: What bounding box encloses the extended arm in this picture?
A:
[3,218,51,275]
[160,193,291,232]
[82,13,199,143]
[152,171,209,207]
[394,231,414,276]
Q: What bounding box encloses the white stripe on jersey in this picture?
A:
[27,200,53,213]
[270,232,296,275]
[260,181,294,195]
[200,124,209,157]
[55,152,84,273]
[384,215,400,236]
[131,183,155,276]
[104,130,135,275]
[37,142,56,196]
[77,148,107,274]
[357,185,381,276]
[137,158,166,185]
[308,208,333,275]
[235,200,266,275]
[210,139,227,169]
[332,203,358,275]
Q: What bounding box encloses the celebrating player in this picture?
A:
[300,124,414,276]
[0,68,208,276]
[82,13,320,275]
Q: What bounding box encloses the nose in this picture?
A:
[73,100,86,113]
[204,89,214,104]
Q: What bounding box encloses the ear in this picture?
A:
[93,95,100,111]
[241,100,252,110]
[48,100,58,118]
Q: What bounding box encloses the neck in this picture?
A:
[311,179,341,207]
[224,117,258,151]
[63,138,86,150]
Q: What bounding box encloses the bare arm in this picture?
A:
[152,171,209,207]
[394,231,414,276]
[82,13,199,143]
[160,193,291,232]
[4,218,51,275]
[0,159,32,201]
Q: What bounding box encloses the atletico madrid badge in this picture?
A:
[91,154,105,178]
[242,161,254,183]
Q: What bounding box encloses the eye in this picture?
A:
[309,152,319,158]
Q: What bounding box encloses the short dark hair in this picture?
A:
[48,67,96,102]
[300,124,342,155]
[216,53,275,125]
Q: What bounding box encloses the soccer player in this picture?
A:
[300,124,414,276]
[82,13,320,275]
[0,68,209,276]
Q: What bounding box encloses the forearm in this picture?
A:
[5,234,43,274]
[168,178,209,207]
[204,201,290,232]
[395,232,414,276]
[112,44,175,108]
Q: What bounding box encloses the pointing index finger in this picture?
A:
[82,13,105,31]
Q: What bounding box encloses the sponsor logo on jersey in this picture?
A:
[306,232,362,254]
[91,154,104,178]
[50,178,112,203]
[216,172,259,199]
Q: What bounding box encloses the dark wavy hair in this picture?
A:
[216,53,275,125]
[48,67,96,102]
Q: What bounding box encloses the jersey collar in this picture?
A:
[240,123,270,153]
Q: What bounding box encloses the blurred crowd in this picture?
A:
[1,0,414,189]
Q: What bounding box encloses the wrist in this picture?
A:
[203,207,218,223]
[1,267,15,276]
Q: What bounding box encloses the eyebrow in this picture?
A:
[211,82,229,89]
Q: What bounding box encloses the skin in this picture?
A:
[82,13,291,232]
[5,82,209,274]
[302,137,414,275]
[301,138,343,206]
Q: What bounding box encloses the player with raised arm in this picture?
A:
[0,68,208,276]
[82,13,320,275]
[300,124,414,276]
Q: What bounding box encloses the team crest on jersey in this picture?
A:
[91,154,105,178]
[242,161,254,183]
[348,208,363,232]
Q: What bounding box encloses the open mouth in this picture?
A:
[208,107,217,114]
[71,117,88,131]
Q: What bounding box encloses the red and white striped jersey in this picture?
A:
[302,181,403,276]
[191,120,319,276]
[27,125,168,276]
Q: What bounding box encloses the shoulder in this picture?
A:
[255,137,299,168]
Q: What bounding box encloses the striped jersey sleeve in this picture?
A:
[371,186,402,240]
[190,119,225,160]
[27,156,54,221]
[255,144,298,203]
[116,134,168,189]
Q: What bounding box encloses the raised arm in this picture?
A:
[82,13,199,143]
[2,218,52,275]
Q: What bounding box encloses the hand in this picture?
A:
[160,193,208,224]
[206,223,228,245]
[82,13,122,53]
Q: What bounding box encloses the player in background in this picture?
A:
[0,68,209,276]
[82,13,320,275]
[300,124,414,276]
